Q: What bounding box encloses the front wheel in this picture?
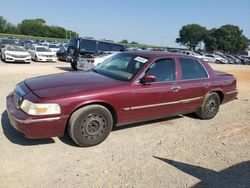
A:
[68,105,113,147]
[196,92,220,119]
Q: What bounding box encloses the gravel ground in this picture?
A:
[0,60,249,188]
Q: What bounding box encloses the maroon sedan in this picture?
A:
[6,51,238,146]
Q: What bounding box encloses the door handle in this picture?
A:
[171,86,181,91]
[203,83,210,88]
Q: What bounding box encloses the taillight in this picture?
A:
[87,59,95,63]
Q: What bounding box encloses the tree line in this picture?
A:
[176,24,249,53]
[0,16,78,39]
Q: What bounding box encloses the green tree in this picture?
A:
[212,25,249,53]
[17,18,46,36]
[0,16,7,33]
[203,28,217,52]
[120,39,129,44]
[176,24,207,50]
[131,41,138,45]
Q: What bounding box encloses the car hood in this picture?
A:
[6,51,30,56]
[24,71,126,99]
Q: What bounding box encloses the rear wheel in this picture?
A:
[196,92,220,119]
[71,62,78,70]
[68,105,113,147]
[215,60,220,64]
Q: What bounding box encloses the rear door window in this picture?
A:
[179,58,208,80]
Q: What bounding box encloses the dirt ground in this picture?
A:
[0,60,249,188]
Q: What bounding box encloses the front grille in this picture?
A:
[11,54,29,58]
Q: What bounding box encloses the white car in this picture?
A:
[1,45,31,63]
[204,54,229,64]
[47,44,61,52]
[179,50,209,61]
[28,45,57,62]
[77,52,118,71]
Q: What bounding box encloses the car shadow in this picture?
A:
[153,156,250,188]
[56,66,75,72]
[113,115,183,131]
[3,61,30,64]
[1,110,55,146]
[58,116,185,147]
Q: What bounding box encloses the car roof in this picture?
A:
[125,51,193,59]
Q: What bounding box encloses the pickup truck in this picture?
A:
[6,51,238,146]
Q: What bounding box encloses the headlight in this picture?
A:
[20,99,61,115]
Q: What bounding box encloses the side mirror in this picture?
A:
[141,75,156,84]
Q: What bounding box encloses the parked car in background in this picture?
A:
[233,55,248,65]
[47,43,61,52]
[1,45,31,63]
[179,50,208,61]
[225,54,241,64]
[218,54,235,64]
[68,38,125,70]
[6,51,238,146]
[77,52,118,71]
[0,38,20,57]
[204,54,229,64]
[28,45,57,62]
[57,46,70,61]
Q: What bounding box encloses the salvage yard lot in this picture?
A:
[0,60,249,187]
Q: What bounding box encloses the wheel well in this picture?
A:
[65,102,118,133]
[211,90,224,104]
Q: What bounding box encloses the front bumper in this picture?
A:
[36,56,57,62]
[6,55,31,63]
[6,93,66,138]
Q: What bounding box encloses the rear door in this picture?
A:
[129,58,183,122]
[177,58,210,113]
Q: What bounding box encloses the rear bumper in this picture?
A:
[223,89,238,104]
[6,93,66,138]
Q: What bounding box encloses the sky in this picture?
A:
[1,0,250,47]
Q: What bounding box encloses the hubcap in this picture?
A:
[81,114,106,139]
[206,98,217,116]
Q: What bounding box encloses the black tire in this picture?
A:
[68,105,113,147]
[196,92,220,120]
[35,55,38,62]
[215,60,220,64]
[71,62,78,70]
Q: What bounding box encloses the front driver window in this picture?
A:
[146,59,176,82]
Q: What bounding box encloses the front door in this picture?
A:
[129,58,183,122]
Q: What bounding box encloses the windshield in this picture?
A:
[36,47,52,52]
[7,45,26,52]
[49,44,60,48]
[93,53,149,81]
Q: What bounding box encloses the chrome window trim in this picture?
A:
[179,58,210,81]
[123,96,203,111]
